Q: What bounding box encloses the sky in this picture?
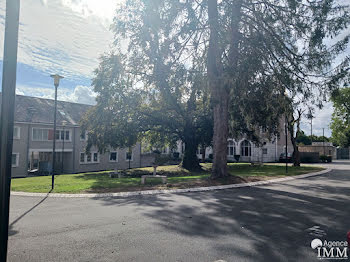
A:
[0,0,347,137]
[0,0,120,105]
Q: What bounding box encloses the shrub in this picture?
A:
[320,155,332,163]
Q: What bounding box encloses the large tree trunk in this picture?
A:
[289,121,301,167]
[208,0,241,179]
[290,132,301,166]
[182,125,200,170]
[201,144,206,162]
[208,0,228,178]
[290,110,303,166]
[211,97,229,177]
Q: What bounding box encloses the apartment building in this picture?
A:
[6,94,142,178]
[5,94,293,178]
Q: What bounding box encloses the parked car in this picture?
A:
[279,153,292,163]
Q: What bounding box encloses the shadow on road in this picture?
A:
[9,190,52,236]
[92,168,350,261]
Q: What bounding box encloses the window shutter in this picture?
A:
[48,129,54,140]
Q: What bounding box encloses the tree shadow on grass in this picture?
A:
[91,168,350,261]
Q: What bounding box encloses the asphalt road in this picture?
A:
[7,161,350,262]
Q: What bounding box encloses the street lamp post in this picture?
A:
[0,1,20,261]
[285,115,288,174]
[50,74,64,190]
[61,120,67,174]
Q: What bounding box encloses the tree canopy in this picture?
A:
[330,87,350,147]
[83,0,349,177]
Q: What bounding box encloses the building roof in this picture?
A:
[0,93,92,126]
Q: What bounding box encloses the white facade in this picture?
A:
[174,132,293,163]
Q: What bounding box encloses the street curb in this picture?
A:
[11,168,331,198]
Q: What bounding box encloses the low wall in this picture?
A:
[300,152,320,163]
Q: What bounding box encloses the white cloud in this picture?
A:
[0,0,122,80]
[61,0,120,27]
[16,84,96,105]
[61,85,97,105]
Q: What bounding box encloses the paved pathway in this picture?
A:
[7,161,350,262]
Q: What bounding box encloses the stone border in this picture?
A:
[11,168,331,198]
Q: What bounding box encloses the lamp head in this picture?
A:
[50,74,64,86]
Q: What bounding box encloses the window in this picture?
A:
[241,140,251,157]
[109,152,118,162]
[80,131,87,141]
[33,128,70,141]
[93,152,98,162]
[12,153,19,167]
[55,130,70,141]
[80,153,85,163]
[13,126,20,139]
[80,152,99,164]
[227,141,235,156]
[262,148,268,155]
[126,151,133,161]
[32,128,50,141]
[86,152,92,162]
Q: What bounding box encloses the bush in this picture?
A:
[209,154,213,159]
[234,155,240,162]
[320,155,332,163]
[154,154,172,166]
[152,149,161,154]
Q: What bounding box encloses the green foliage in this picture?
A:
[310,135,330,143]
[330,88,350,147]
[81,54,142,152]
[153,153,172,166]
[296,131,312,145]
[296,132,331,146]
[82,1,213,170]
[222,0,349,146]
[83,0,349,174]
[319,155,332,163]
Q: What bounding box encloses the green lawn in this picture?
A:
[11,163,324,194]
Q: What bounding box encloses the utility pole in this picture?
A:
[306,108,314,144]
[323,128,325,156]
[311,117,313,143]
[0,0,20,261]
